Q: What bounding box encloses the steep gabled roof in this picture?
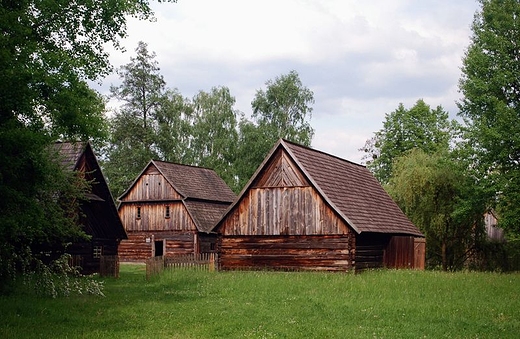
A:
[153,160,236,203]
[52,141,127,240]
[215,139,422,237]
[119,160,236,233]
[51,141,85,171]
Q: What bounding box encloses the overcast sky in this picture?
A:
[95,0,481,164]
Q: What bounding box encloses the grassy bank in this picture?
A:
[1,264,519,338]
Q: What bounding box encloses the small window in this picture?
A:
[165,205,170,218]
[93,246,102,259]
[137,206,141,219]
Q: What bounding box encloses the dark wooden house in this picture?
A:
[53,142,127,275]
[117,160,236,261]
[214,139,425,272]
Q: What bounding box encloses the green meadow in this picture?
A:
[1,264,519,338]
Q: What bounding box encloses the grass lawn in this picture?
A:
[1,264,519,338]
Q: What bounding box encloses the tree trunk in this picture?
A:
[441,241,447,271]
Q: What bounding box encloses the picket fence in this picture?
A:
[145,253,217,279]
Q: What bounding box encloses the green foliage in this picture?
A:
[362,99,456,184]
[0,0,175,286]
[103,41,165,196]
[458,0,520,235]
[103,42,243,195]
[234,70,315,190]
[387,149,486,270]
[0,125,90,286]
[189,87,240,191]
[251,70,315,145]
[103,58,315,194]
[1,266,519,338]
[26,254,105,298]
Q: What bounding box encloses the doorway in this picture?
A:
[154,240,164,257]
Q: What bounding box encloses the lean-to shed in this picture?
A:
[53,142,127,274]
[213,139,425,272]
[117,160,236,261]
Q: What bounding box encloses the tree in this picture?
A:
[458,0,520,235]
[387,149,486,271]
[189,87,240,191]
[155,89,193,164]
[235,70,315,190]
[103,41,167,197]
[361,99,456,184]
[251,70,315,145]
[0,0,175,287]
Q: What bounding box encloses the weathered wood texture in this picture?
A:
[218,235,355,271]
[119,231,197,261]
[385,236,415,269]
[253,150,309,188]
[220,187,349,236]
[99,255,120,278]
[67,239,120,274]
[124,172,182,201]
[354,233,388,271]
[119,202,196,232]
[355,234,425,271]
[413,237,426,270]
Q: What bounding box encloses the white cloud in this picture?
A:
[96,0,480,164]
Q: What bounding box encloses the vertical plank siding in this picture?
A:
[221,187,348,236]
[124,173,182,201]
[119,202,196,232]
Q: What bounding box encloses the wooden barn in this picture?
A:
[53,142,127,275]
[117,160,236,261]
[213,139,425,272]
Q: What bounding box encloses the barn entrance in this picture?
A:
[154,240,164,257]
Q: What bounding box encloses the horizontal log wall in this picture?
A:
[119,202,196,232]
[119,231,197,261]
[221,187,349,236]
[218,235,355,271]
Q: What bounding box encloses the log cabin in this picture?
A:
[213,139,425,272]
[117,160,236,261]
[53,142,127,275]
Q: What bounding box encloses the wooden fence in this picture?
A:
[100,255,120,278]
[146,253,217,279]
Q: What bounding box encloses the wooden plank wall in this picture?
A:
[119,202,196,232]
[385,236,415,269]
[219,235,355,271]
[221,187,349,236]
[119,231,197,261]
[124,172,182,201]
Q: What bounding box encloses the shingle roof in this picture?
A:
[184,200,231,233]
[152,160,236,203]
[283,140,422,236]
[52,141,127,240]
[215,139,422,237]
[51,141,86,171]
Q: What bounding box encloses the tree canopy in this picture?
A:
[0,0,175,287]
[458,0,520,235]
[234,71,315,189]
[361,99,456,184]
[387,149,486,270]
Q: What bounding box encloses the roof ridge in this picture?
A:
[281,139,367,168]
[152,159,216,172]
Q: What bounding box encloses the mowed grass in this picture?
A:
[1,264,519,338]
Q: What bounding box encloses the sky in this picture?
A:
[94,0,481,164]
